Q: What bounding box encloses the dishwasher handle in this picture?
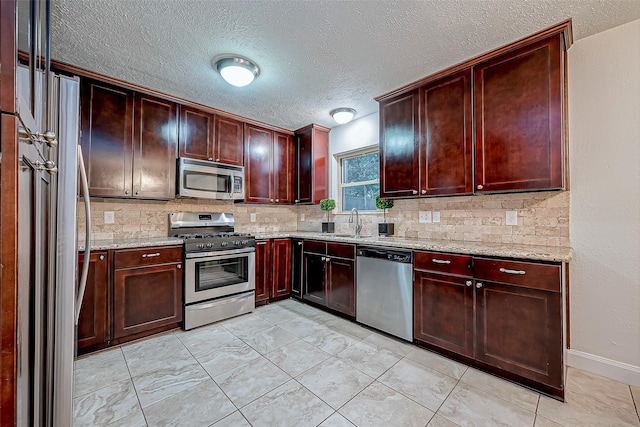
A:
[357,246,412,263]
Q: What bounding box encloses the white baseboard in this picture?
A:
[566,349,640,387]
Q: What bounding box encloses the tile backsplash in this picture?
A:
[79,190,569,247]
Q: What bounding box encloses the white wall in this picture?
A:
[568,18,640,385]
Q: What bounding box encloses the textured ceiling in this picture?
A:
[51,0,640,130]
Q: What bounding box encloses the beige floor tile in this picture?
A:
[405,347,468,380]
[75,347,123,366]
[143,379,235,426]
[211,411,252,427]
[75,350,131,397]
[255,305,303,324]
[460,368,540,412]
[278,316,331,338]
[438,382,536,427]
[73,379,141,427]
[339,381,434,427]
[241,325,300,354]
[538,391,640,427]
[221,313,274,339]
[213,356,290,407]
[121,333,192,377]
[378,358,458,412]
[363,333,414,357]
[176,324,236,357]
[297,357,374,409]
[566,367,636,412]
[303,328,361,355]
[533,415,564,427]
[265,339,331,376]
[132,359,209,408]
[241,380,334,427]
[632,386,640,409]
[319,413,356,426]
[105,408,146,426]
[196,338,262,377]
[427,414,461,427]
[337,340,401,378]
[325,317,373,340]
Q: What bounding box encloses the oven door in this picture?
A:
[185,249,255,304]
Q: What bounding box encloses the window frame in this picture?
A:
[334,145,380,213]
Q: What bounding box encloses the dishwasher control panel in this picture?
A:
[357,247,412,264]
[389,253,411,263]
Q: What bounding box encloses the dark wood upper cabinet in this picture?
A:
[244,123,294,204]
[214,115,244,165]
[474,35,564,192]
[271,239,292,298]
[133,94,178,199]
[80,79,134,197]
[76,251,109,354]
[179,105,213,160]
[254,240,271,302]
[379,90,420,198]
[294,124,329,204]
[420,69,473,196]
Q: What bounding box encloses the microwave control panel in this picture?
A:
[233,176,243,193]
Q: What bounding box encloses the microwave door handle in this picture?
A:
[229,175,233,199]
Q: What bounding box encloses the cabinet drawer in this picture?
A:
[114,246,183,269]
[474,258,560,292]
[414,251,472,276]
[303,240,326,255]
[327,242,355,259]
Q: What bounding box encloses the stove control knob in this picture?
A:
[221,241,229,246]
[233,240,241,245]
[196,243,205,249]
[241,240,249,245]
[206,243,213,248]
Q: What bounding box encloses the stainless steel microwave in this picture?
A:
[177,158,245,200]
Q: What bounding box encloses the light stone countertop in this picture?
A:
[77,237,183,251]
[254,232,573,263]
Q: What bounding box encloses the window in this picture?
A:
[336,146,379,212]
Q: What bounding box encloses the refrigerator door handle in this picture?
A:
[75,146,91,324]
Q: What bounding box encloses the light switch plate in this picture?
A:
[104,211,115,224]
[505,210,518,226]
[250,213,257,223]
[300,214,305,222]
[432,211,440,223]
[419,211,432,223]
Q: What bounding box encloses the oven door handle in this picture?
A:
[185,247,256,259]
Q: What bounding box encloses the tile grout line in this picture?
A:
[118,344,150,427]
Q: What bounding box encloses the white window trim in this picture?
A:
[333,145,380,214]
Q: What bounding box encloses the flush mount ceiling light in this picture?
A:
[213,55,260,87]
[330,108,356,124]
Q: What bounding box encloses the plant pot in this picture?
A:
[322,222,335,233]
[378,223,394,236]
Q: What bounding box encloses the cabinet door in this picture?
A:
[291,239,303,297]
[273,132,294,204]
[379,90,420,198]
[295,126,329,204]
[271,239,291,298]
[77,251,109,353]
[244,124,273,203]
[295,131,312,203]
[255,240,271,302]
[474,35,564,192]
[475,281,562,388]
[303,253,326,305]
[80,79,134,197]
[179,105,214,161]
[414,271,473,357]
[132,94,178,199]
[420,69,473,196]
[113,263,183,339]
[214,115,244,165]
[326,257,356,317]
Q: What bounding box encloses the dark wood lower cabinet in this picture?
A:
[326,257,355,317]
[271,239,291,298]
[255,240,271,303]
[303,252,326,306]
[291,239,304,297]
[76,251,109,354]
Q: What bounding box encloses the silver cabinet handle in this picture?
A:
[275,199,279,203]
[325,257,331,263]
[256,242,267,245]
[477,185,483,190]
[297,242,302,246]
[295,199,300,203]
[270,199,274,202]
[499,268,525,275]
[135,190,139,195]
[466,280,472,287]
[476,282,483,289]
[177,263,182,269]
[142,252,161,258]
[208,157,213,161]
[432,259,451,264]
[99,255,105,261]
[412,190,418,195]
[421,189,426,194]
[124,189,130,195]
[216,158,220,162]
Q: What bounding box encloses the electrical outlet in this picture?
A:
[104,211,115,224]
[250,213,257,223]
[432,211,440,223]
[300,213,305,222]
[419,211,432,223]
[505,210,518,226]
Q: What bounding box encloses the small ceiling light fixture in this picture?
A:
[330,108,356,124]
[213,55,260,87]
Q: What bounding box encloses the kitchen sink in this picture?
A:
[333,234,372,239]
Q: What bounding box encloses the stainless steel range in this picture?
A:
[169,212,256,330]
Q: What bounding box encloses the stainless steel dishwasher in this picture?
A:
[356,246,413,341]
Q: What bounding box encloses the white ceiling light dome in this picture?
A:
[330,108,356,124]
[214,55,260,87]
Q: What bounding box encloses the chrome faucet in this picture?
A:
[348,208,362,236]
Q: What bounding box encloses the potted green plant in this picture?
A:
[375,196,395,236]
[319,198,336,233]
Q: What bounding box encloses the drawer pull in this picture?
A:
[466,280,472,287]
[99,255,105,261]
[142,252,161,258]
[432,259,451,264]
[476,282,483,289]
[177,263,182,269]
[256,242,267,245]
[499,268,525,275]
[297,242,303,246]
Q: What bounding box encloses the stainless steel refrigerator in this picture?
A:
[16,68,89,426]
